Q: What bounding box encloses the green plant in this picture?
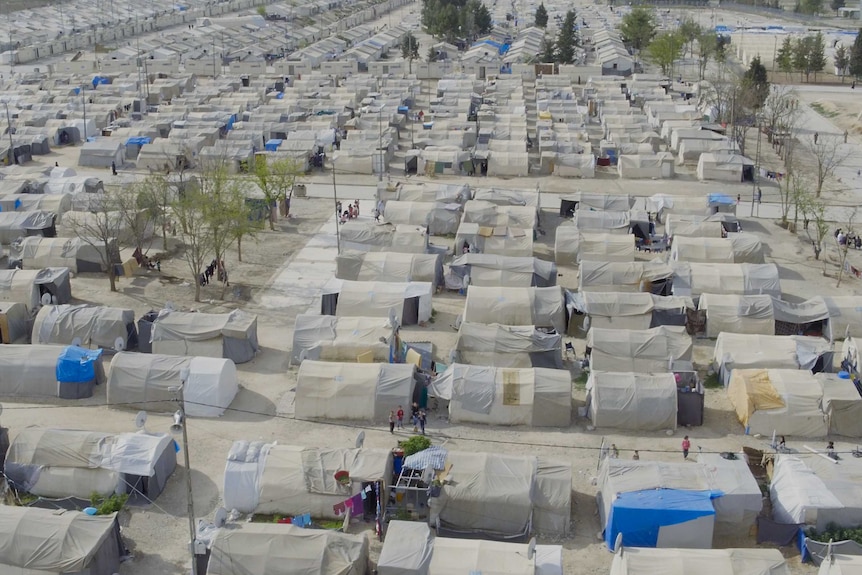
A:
[400,435,432,456]
[89,492,128,515]
[808,523,862,545]
[703,373,722,389]
[573,372,589,387]
[394,508,411,520]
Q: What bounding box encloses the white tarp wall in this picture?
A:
[672,263,781,298]
[321,279,433,324]
[555,227,635,265]
[383,201,462,235]
[586,326,693,372]
[587,371,677,431]
[462,200,537,229]
[698,293,775,338]
[726,369,828,436]
[610,547,790,575]
[671,236,765,264]
[579,261,674,293]
[714,333,833,385]
[428,363,571,426]
[463,286,566,332]
[456,223,533,257]
[290,314,395,365]
[295,361,415,421]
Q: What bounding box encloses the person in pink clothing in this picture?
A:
[682,436,691,459]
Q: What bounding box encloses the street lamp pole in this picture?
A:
[332,158,341,254]
[3,102,14,165]
[171,372,198,575]
[81,87,88,141]
[377,103,385,182]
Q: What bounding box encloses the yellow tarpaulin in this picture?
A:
[727,369,786,427]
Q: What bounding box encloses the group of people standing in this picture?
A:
[389,403,427,435]
[337,200,361,224]
[200,258,229,287]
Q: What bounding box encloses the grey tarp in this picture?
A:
[0,507,122,575]
[448,253,557,287]
[338,222,429,253]
[377,521,434,575]
[151,309,259,364]
[571,210,631,234]
[672,263,781,297]
[321,279,433,325]
[555,228,635,265]
[586,325,693,372]
[714,333,834,385]
[0,210,55,243]
[463,286,566,332]
[807,542,862,567]
[0,344,67,397]
[428,363,571,426]
[566,292,692,333]
[0,267,71,310]
[13,236,112,273]
[336,251,442,290]
[610,547,790,575]
[462,200,537,229]
[821,296,862,339]
[295,361,415,421]
[817,372,862,437]
[290,314,396,365]
[455,223,533,257]
[454,322,562,369]
[107,352,238,417]
[206,523,369,575]
[0,301,29,343]
[562,192,634,212]
[473,188,540,207]
[670,235,764,264]
[33,304,136,350]
[383,201,463,235]
[587,371,677,431]
[698,293,775,338]
[579,260,674,293]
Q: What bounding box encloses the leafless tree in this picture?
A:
[837,208,858,287]
[799,191,831,260]
[805,134,851,198]
[65,192,123,291]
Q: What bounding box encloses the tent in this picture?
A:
[381,182,471,204]
[463,286,566,332]
[670,236,764,264]
[13,236,114,273]
[713,333,834,385]
[78,139,126,168]
[454,322,563,369]
[770,453,862,530]
[586,371,678,431]
[819,554,862,575]
[472,188,540,208]
[455,223,533,257]
[566,292,692,333]
[586,326,693,372]
[579,260,674,294]
[617,153,675,179]
[432,451,571,539]
[0,301,28,343]
[821,296,862,339]
[556,228,634,265]
[291,314,398,365]
[150,309,259,364]
[570,211,631,234]
[320,279,433,326]
[428,363,571,426]
[295,361,416,421]
[0,192,71,217]
[0,210,56,243]
[447,253,557,288]
[33,304,137,351]
[5,428,176,502]
[383,201,462,235]
[770,294,832,338]
[598,455,762,549]
[698,293,775,338]
[727,369,828,436]
[816,372,862,437]
[560,193,634,215]
[338,222,429,253]
[107,352,238,417]
[378,521,564,575]
[697,153,754,182]
[336,252,442,290]
[0,507,124,575]
[204,523,369,575]
[552,153,596,178]
[462,200,537,229]
[223,442,392,518]
[610,546,790,575]
[0,344,104,399]
[672,263,781,298]
[665,213,741,238]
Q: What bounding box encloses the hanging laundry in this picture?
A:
[333,501,347,516]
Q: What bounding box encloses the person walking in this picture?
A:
[396,405,404,429]
[682,436,691,459]
[418,410,427,435]
[111,161,117,176]
[610,444,619,459]
[814,132,819,144]
[411,402,420,432]
[845,130,849,144]
[632,450,640,460]
[389,411,395,434]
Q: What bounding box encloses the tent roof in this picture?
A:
[611,547,789,575]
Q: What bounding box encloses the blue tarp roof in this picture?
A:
[56,346,102,384]
[708,193,736,205]
[264,139,282,151]
[126,137,151,146]
[605,489,721,549]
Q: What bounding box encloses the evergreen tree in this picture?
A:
[850,29,862,78]
[793,37,811,82]
[539,37,556,63]
[808,32,827,81]
[620,6,657,53]
[472,0,492,34]
[776,36,795,75]
[831,0,846,13]
[401,32,420,74]
[534,3,548,28]
[677,18,701,57]
[835,44,850,82]
[555,9,578,64]
[743,56,770,109]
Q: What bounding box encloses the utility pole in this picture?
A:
[332,158,341,254]
[171,372,198,575]
[377,103,385,182]
[4,102,14,165]
[81,87,88,141]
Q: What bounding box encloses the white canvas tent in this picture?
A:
[570,211,631,234]
[713,333,834,385]
[33,304,136,350]
[223,442,392,518]
[383,201,462,235]
[290,314,397,365]
[150,309,259,364]
[455,223,533,257]
[462,200,537,229]
[0,507,123,575]
[295,361,415,421]
[567,292,692,333]
[697,153,754,182]
[770,453,862,530]
[555,228,635,265]
[0,344,104,398]
[586,325,693,372]
[666,213,741,238]
[698,293,775,338]
[579,260,674,293]
[454,322,563,369]
[610,547,790,575]
[727,369,828,436]
[205,523,369,575]
[107,352,238,417]
[320,279,433,325]
[672,263,781,298]
[561,192,634,212]
[336,251,442,289]
[617,153,675,179]
[13,236,112,273]
[586,371,678,431]
[78,139,126,168]
[817,372,862,437]
[428,363,571,426]
[338,222,429,253]
[818,554,862,575]
[447,253,557,288]
[463,286,566,332]
[670,236,764,264]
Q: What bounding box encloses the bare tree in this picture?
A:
[837,208,858,287]
[778,172,808,228]
[65,192,123,291]
[799,191,831,260]
[113,184,157,255]
[171,184,212,302]
[134,174,175,247]
[699,64,759,155]
[805,134,851,197]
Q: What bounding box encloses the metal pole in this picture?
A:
[212,36,217,77]
[4,102,14,165]
[332,159,341,254]
[177,383,198,575]
[378,110,383,182]
[82,89,88,141]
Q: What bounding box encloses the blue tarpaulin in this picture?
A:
[708,193,735,205]
[604,488,721,549]
[226,115,236,131]
[56,346,103,384]
[275,92,284,99]
[126,137,151,146]
[92,76,110,88]
[265,139,282,152]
